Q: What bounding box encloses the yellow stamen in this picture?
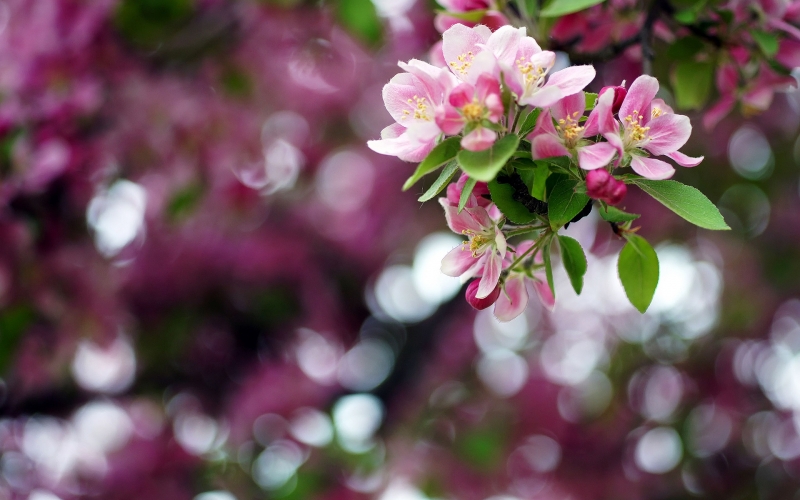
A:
[462,100,483,122]
[405,95,431,121]
[449,51,474,76]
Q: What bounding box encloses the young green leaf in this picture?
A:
[599,205,640,223]
[457,134,520,182]
[335,0,382,46]
[540,0,605,17]
[403,137,462,191]
[630,178,730,230]
[618,234,659,313]
[517,108,541,137]
[671,60,713,110]
[543,238,555,299]
[459,177,477,212]
[530,161,550,200]
[488,179,538,224]
[584,92,598,111]
[417,160,459,202]
[558,235,587,294]
[753,30,779,56]
[547,175,591,229]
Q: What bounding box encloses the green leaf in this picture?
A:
[558,235,587,294]
[459,177,477,212]
[671,60,713,110]
[543,238,555,299]
[547,175,591,229]
[667,36,705,60]
[673,8,697,24]
[516,0,538,17]
[540,0,606,17]
[403,137,461,191]
[618,234,659,313]
[517,108,541,137]
[530,161,550,200]
[418,160,459,202]
[585,92,598,111]
[457,134,520,182]
[335,0,383,46]
[753,30,779,57]
[435,8,487,22]
[630,178,730,230]
[488,179,538,224]
[599,205,640,223]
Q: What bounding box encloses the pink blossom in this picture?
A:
[529,91,618,171]
[436,73,504,151]
[439,194,507,299]
[441,24,595,106]
[434,0,509,34]
[597,75,703,180]
[493,241,555,321]
[447,173,492,208]
[585,168,627,205]
[368,59,458,161]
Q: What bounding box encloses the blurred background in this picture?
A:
[0,0,800,499]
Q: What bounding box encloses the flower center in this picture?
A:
[401,95,431,121]
[556,111,584,148]
[651,107,663,119]
[623,111,650,145]
[462,229,493,257]
[462,100,483,122]
[449,51,474,76]
[516,58,546,91]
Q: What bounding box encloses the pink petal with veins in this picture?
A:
[578,142,617,170]
[645,113,691,156]
[630,156,675,180]
[619,75,659,122]
[494,274,528,321]
[666,151,703,167]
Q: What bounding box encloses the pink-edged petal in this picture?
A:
[442,24,492,79]
[716,64,739,93]
[604,131,625,165]
[742,85,775,112]
[578,142,617,170]
[703,95,735,130]
[531,133,570,159]
[494,275,528,321]
[367,124,434,162]
[585,88,617,137]
[465,50,501,85]
[531,109,558,137]
[440,197,485,233]
[486,26,529,66]
[544,65,596,97]
[475,73,501,104]
[630,156,675,180]
[485,93,504,121]
[644,113,691,155]
[441,245,478,277]
[619,75,659,121]
[476,251,502,298]
[436,105,465,135]
[449,83,474,107]
[533,280,555,311]
[551,91,585,122]
[523,85,563,108]
[666,151,703,167]
[461,127,497,151]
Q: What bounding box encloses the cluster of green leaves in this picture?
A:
[402,128,729,313]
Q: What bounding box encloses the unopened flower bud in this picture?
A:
[599,85,627,114]
[465,279,501,310]
[585,168,627,205]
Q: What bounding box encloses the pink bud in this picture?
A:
[599,85,627,114]
[465,280,501,310]
[585,168,627,205]
[449,173,491,207]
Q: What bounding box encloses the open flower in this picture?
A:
[437,73,504,151]
[529,91,617,170]
[439,194,507,300]
[493,241,555,321]
[441,24,595,107]
[598,75,703,180]
[368,59,458,162]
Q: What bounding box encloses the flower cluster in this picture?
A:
[370,23,727,320]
